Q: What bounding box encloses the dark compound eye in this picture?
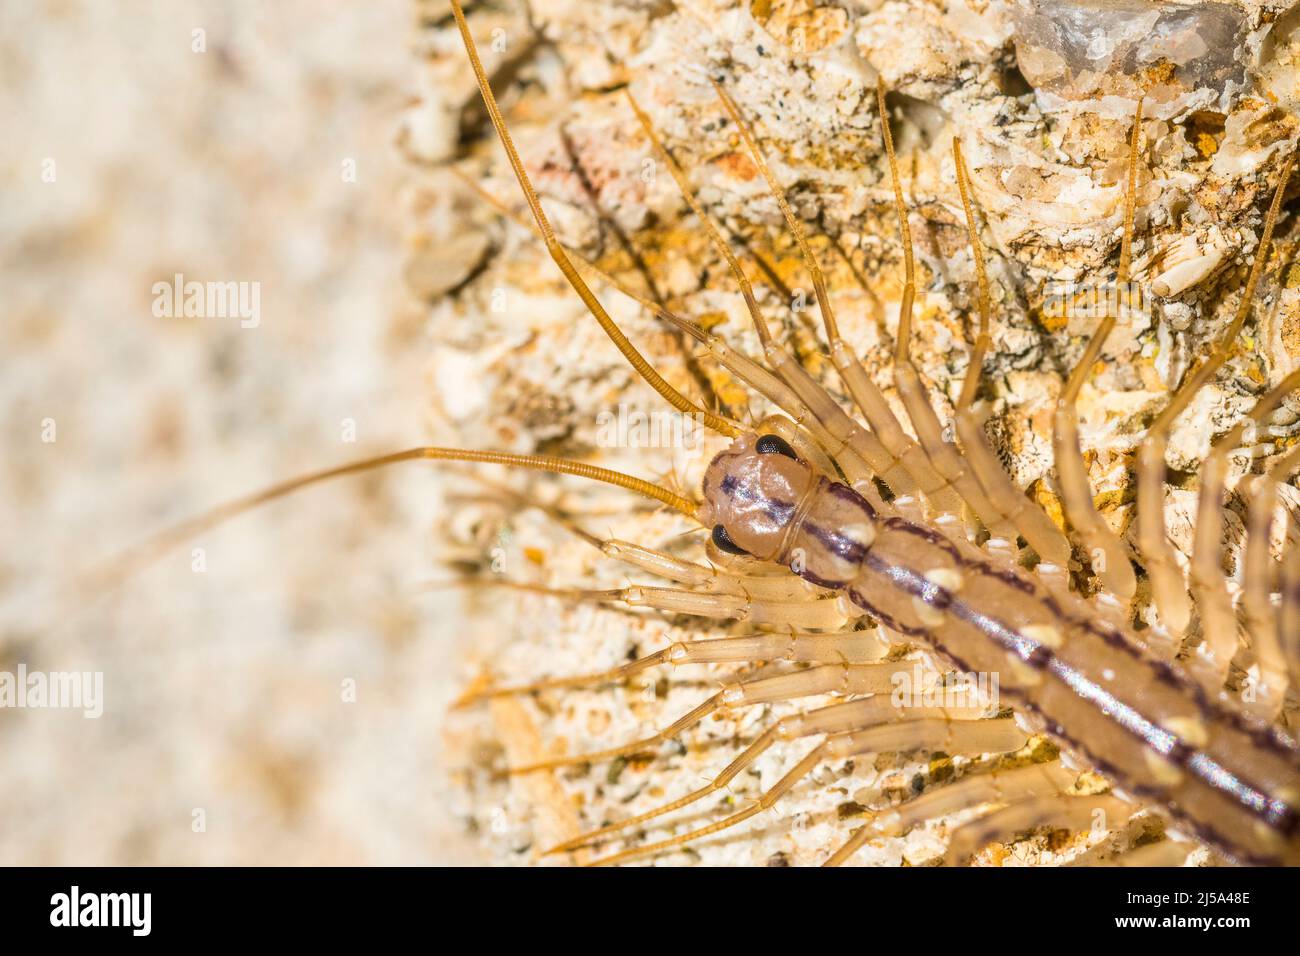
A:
[711,523,750,556]
[756,434,798,460]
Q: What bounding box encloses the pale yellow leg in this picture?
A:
[1189,367,1300,689]
[508,661,914,774]
[1051,100,1145,605]
[1136,148,1296,639]
[945,793,1135,865]
[823,761,1075,865]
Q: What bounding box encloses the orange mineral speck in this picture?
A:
[716,150,759,182]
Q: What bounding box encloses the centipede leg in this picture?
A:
[822,761,1075,866]
[708,81,921,503]
[507,660,914,774]
[1189,368,1300,690]
[1050,100,1145,610]
[585,715,1026,865]
[949,136,1073,576]
[621,585,854,628]
[874,81,1020,543]
[1282,511,1300,699]
[1100,839,1194,867]
[454,576,857,628]
[552,708,1016,855]
[944,793,1135,866]
[1136,148,1295,641]
[628,88,893,498]
[460,627,892,705]
[601,537,830,601]
[1241,445,1300,717]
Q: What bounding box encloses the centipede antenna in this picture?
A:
[90,446,699,591]
[449,0,739,438]
[953,137,992,412]
[876,79,916,363]
[712,77,842,345]
[450,165,756,436]
[1050,100,1147,603]
[1059,98,1145,410]
[950,135,1074,566]
[626,90,775,346]
[457,169,858,464]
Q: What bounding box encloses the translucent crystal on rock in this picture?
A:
[1010,0,1249,119]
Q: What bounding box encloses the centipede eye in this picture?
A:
[711,524,750,556]
[755,434,798,460]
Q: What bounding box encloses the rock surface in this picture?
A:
[420,0,1300,865]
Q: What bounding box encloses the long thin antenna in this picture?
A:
[876,79,915,363]
[625,89,774,347]
[90,446,698,589]
[449,0,738,438]
[711,78,841,344]
[952,137,991,411]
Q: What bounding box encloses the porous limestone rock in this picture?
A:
[416,0,1300,866]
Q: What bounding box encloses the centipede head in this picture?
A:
[699,431,817,562]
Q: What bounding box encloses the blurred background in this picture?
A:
[1,1,488,863]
